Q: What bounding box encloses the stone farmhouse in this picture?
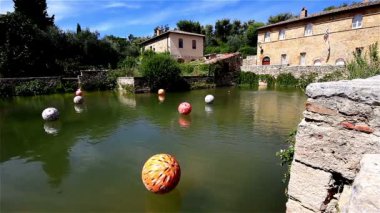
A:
[141,30,205,62]
[256,0,380,66]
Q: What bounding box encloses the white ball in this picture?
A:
[73,96,84,104]
[42,107,59,121]
[205,94,215,104]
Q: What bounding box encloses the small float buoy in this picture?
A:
[42,107,59,121]
[178,102,192,115]
[204,94,214,104]
[158,89,165,95]
[73,96,84,104]
[142,154,181,194]
[75,88,83,96]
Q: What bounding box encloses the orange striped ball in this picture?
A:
[142,154,181,194]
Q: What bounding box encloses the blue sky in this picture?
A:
[0,0,351,38]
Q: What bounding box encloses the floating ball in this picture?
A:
[178,102,192,115]
[73,96,84,104]
[142,154,181,194]
[42,107,59,121]
[75,89,83,96]
[158,89,165,95]
[205,94,214,104]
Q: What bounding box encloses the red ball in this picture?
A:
[142,154,181,194]
[178,102,192,115]
[75,89,83,96]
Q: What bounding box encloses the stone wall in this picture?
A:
[286,75,380,212]
[241,64,346,78]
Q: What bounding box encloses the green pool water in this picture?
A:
[0,87,306,212]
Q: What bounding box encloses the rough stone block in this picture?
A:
[286,199,315,213]
[306,76,380,106]
[344,154,380,213]
[294,119,380,180]
[287,161,334,211]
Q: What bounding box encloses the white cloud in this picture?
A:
[104,2,141,9]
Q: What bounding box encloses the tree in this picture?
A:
[176,20,202,34]
[215,19,232,42]
[245,22,265,47]
[13,0,54,29]
[231,20,242,35]
[76,23,82,34]
[267,13,295,24]
[323,3,348,11]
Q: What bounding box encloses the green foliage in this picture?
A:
[267,13,296,25]
[140,53,182,91]
[347,42,380,79]
[14,79,60,96]
[239,46,257,58]
[276,129,297,183]
[215,19,232,42]
[80,72,116,91]
[176,20,202,34]
[276,73,298,87]
[245,22,265,47]
[259,74,276,87]
[238,72,258,87]
[297,73,318,88]
[226,35,244,52]
[13,0,54,29]
[318,70,345,82]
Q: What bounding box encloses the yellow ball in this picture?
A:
[142,154,181,194]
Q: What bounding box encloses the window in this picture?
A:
[149,46,152,50]
[356,47,364,56]
[192,40,196,49]
[304,23,313,36]
[300,53,306,65]
[352,14,363,29]
[179,38,183,48]
[314,59,321,66]
[281,54,287,65]
[279,29,286,40]
[335,58,345,66]
[264,32,271,42]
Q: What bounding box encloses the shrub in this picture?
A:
[80,72,115,91]
[347,42,380,79]
[259,74,276,87]
[140,53,182,91]
[239,72,258,87]
[238,46,257,58]
[297,73,318,88]
[14,79,60,96]
[318,70,345,82]
[276,129,297,183]
[276,73,298,87]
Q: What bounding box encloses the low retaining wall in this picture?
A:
[241,65,346,78]
[287,75,380,212]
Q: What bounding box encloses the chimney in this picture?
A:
[300,7,308,18]
[156,28,162,36]
[362,0,369,3]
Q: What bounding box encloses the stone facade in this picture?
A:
[241,64,346,78]
[141,30,204,62]
[286,75,380,212]
[257,1,380,66]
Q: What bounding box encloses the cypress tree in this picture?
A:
[13,0,54,29]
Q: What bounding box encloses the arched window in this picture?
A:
[279,29,286,40]
[335,58,345,66]
[352,14,363,29]
[179,38,183,48]
[313,59,322,66]
[304,23,313,36]
[264,32,271,42]
[262,56,270,65]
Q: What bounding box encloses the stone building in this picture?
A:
[256,0,380,66]
[141,30,205,62]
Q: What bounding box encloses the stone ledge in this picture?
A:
[306,75,380,105]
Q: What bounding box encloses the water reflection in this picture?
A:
[158,95,165,103]
[204,105,213,114]
[74,104,85,113]
[145,189,182,212]
[178,116,191,128]
[43,122,61,135]
[118,93,136,108]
